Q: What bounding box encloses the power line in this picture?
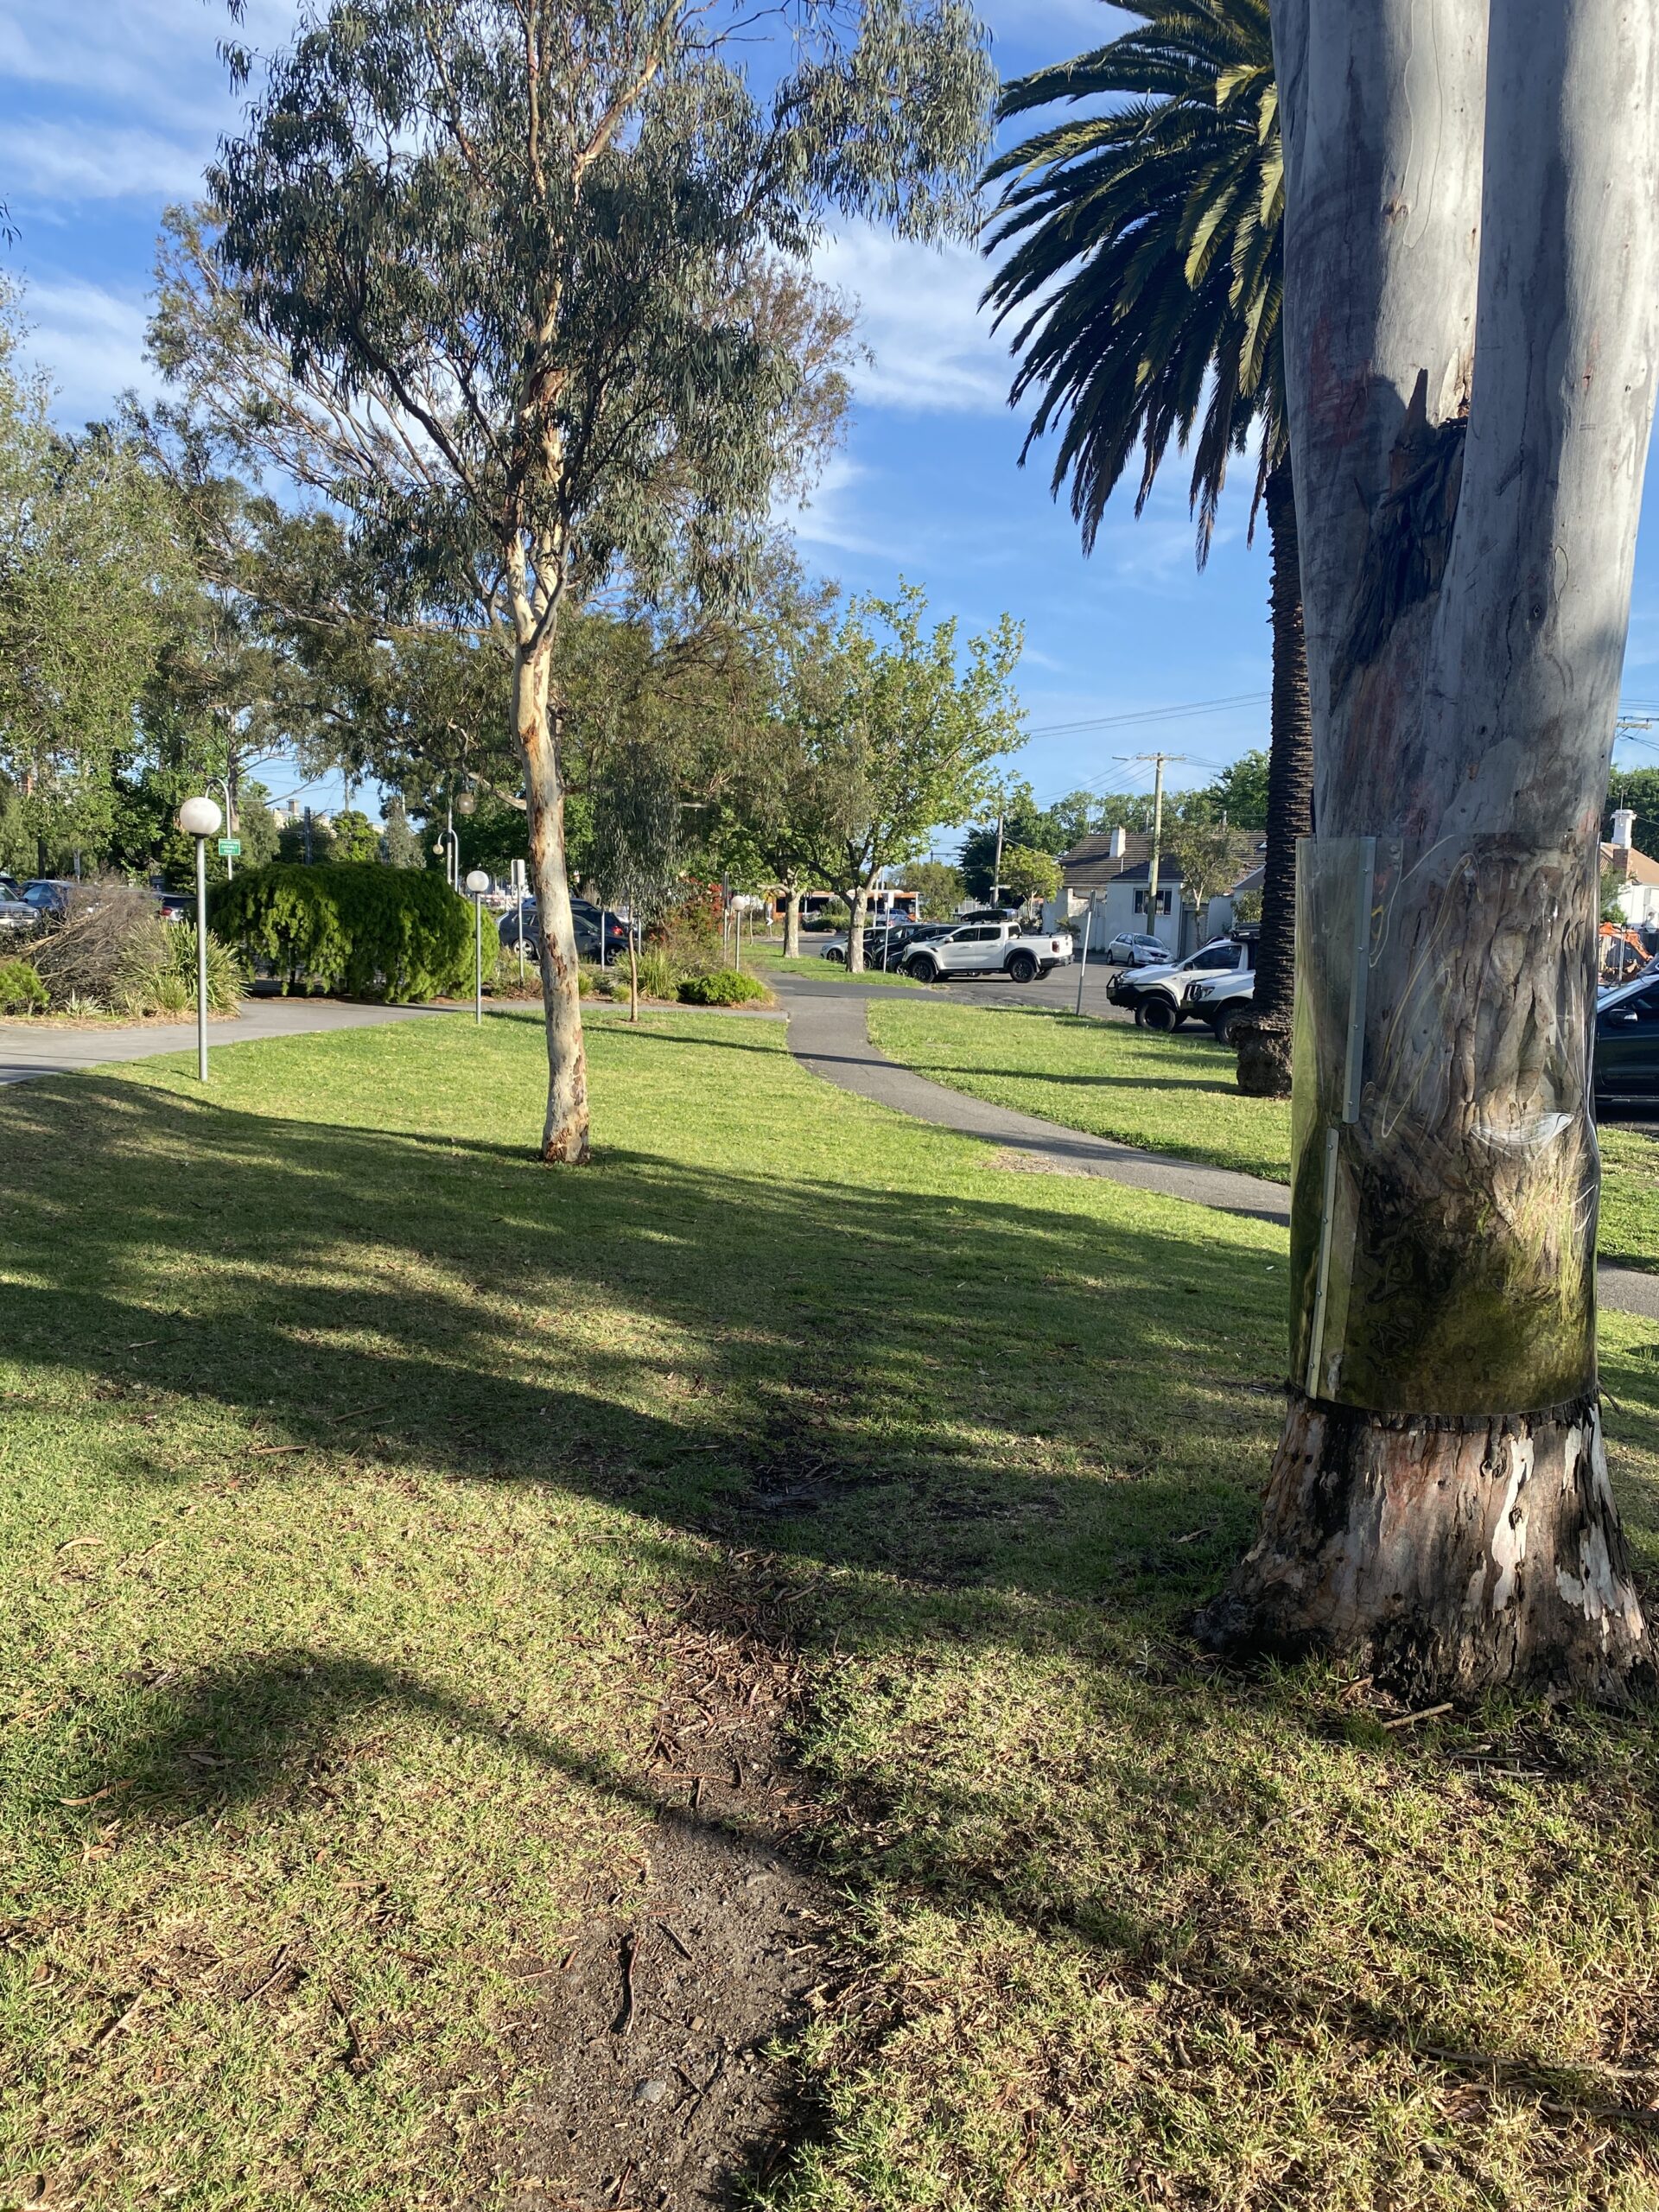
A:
[1022,690,1269,741]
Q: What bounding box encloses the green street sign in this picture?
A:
[218,838,241,856]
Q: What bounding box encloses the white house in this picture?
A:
[1604,808,1659,930]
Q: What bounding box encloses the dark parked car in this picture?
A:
[1596,973,1659,1104]
[0,894,39,936]
[499,896,631,961]
[22,879,74,918]
[871,921,950,969]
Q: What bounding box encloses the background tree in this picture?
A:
[380,795,423,869]
[1202,0,1659,1700]
[957,778,1094,896]
[984,0,1311,1097]
[1160,817,1250,933]
[906,857,966,917]
[164,0,995,1163]
[813,585,1024,973]
[589,743,683,1021]
[996,842,1060,906]
[0,286,188,874]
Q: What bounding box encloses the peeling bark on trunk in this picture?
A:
[517,639,590,1164]
[845,884,870,974]
[1203,1391,1652,1703]
[784,889,802,960]
[1235,459,1313,1099]
[1203,0,1659,1700]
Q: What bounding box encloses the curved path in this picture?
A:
[0,995,448,1085]
[772,970,1659,1325]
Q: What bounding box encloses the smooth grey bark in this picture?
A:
[784,887,803,959]
[844,882,871,974]
[1205,0,1659,1699]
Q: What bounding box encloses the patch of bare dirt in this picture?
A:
[986,1146,1090,1176]
[480,1613,836,2209]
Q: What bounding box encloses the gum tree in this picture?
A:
[1201,2,1659,1700]
[812,585,1024,973]
[173,0,995,1160]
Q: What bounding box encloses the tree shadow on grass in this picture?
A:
[1,1071,1285,1611]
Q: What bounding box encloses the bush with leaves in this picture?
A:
[212,864,494,1001]
[0,957,47,1014]
[676,969,768,1007]
[116,920,246,1017]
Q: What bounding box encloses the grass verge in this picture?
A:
[3,1011,1658,2208]
[749,945,925,988]
[868,996,1659,1274]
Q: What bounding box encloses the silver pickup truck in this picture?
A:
[900,919,1074,984]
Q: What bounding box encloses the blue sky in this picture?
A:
[3,0,1658,829]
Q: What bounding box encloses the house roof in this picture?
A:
[1109,856,1185,884]
[1058,830,1151,887]
[1604,840,1659,888]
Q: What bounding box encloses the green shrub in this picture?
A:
[0,957,48,1014]
[211,865,496,1002]
[116,921,246,1017]
[676,968,767,1007]
[633,949,677,1001]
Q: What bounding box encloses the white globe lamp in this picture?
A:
[175,796,226,1081]
[465,871,490,1025]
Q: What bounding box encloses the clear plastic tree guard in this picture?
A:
[1290,832,1600,1417]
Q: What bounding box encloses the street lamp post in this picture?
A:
[176,796,224,1082]
[465,869,490,1026]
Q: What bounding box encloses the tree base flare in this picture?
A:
[540,1126,592,1166]
[1233,1014,1293,1097]
[1197,1391,1654,1705]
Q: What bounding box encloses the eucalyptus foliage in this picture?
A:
[162,0,995,1154]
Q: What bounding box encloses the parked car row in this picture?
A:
[1113,923,1659,1106]
[818,917,1074,984]
[497,895,632,963]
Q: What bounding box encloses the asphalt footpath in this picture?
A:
[771,969,1659,1325]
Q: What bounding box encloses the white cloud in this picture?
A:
[779,454,916,563]
[20,278,157,423]
[7,122,207,204]
[816,222,1010,417]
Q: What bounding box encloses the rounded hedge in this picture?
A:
[211,865,499,1003]
[676,968,768,1007]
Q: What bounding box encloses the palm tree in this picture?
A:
[982,0,1309,1096]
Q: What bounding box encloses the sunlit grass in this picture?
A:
[3,1011,1657,2208]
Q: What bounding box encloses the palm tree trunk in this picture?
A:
[1235,457,1313,1098]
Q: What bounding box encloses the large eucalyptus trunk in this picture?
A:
[844,883,870,974]
[516,639,591,1164]
[784,887,803,959]
[1202,0,1659,1700]
[1235,458,1313,1099]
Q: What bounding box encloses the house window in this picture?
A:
[1133,888,1173,915]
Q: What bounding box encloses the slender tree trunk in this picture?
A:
[845,883,870,973]
[784,887,802,959]
[1202,0,1659,1700]
[516,639,590,1163]
[1235,458,1313,1098]
[627,936,639,1022]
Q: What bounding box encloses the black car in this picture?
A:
[871,921,949,970]
[499,896,631,961]
[22,879,73,918]
[1596,972,1659,1103]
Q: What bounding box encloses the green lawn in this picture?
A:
[4,1012,1659,2208]
[869,997,1659,1274]
[749,943,925,988]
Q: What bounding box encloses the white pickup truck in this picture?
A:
[900,919,1074,984]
